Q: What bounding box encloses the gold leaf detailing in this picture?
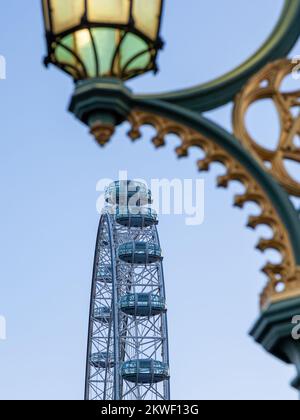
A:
[128,110,300,309]
[233,59,300,197]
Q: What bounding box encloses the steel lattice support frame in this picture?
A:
[85,209,170,400]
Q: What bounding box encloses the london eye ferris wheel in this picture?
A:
[85,180,170,400]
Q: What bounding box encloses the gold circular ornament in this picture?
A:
[233,59,300,197]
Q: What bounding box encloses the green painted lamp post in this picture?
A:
[41,0,300,398]
[250,298,300,394]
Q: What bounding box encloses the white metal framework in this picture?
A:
[85,182,170,400]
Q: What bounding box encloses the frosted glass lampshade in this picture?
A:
[42,0,164,80]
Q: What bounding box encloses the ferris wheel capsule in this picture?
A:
[115,206,158,228]
[105,181,152,206]
[120,293,166,317]
[117,241,163,264]
[96,265,112,283]
[93,306,111,323]
[121,359,170,384]
[90,352,115,369]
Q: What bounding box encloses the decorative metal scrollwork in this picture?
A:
[128,109,300,309]
[234,59,300,197]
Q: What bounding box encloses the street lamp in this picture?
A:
[41,0,300,399]
[42,0,164,80]
[42,0,164,146]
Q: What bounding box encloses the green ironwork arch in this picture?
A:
[69,81,300,276]
[65,2,300,392]
[137,0,300,112]
[129,96,300,270]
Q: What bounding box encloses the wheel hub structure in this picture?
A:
[85,181,170,400]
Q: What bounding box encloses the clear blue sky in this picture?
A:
[0,0,298,400]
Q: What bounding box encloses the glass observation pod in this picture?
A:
[116,206,158,228]
[121,359,169,384]
[120,293,166,316]
[96,265,112,283]
[118,242,163,264]
[105,181,152,206]
[90,352,114,369]
[94,306,111,323]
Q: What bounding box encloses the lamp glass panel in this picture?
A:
[51,0,85,34]
[87,0,130,24]
[128,51,150,72]
[55,36,82,78]
[120,33,150,71]
[75,29,96,77]
[56,36,76,67]
[92,28,118,75]
[133,0,161,40]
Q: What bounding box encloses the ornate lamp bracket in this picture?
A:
[233,59,300,394]
[65,1,300,396]
[234,59,300,197]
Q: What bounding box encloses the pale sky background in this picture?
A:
[0,0,299,400]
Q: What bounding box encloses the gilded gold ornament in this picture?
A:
[234,59,300,197]
[128,109,300,309]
